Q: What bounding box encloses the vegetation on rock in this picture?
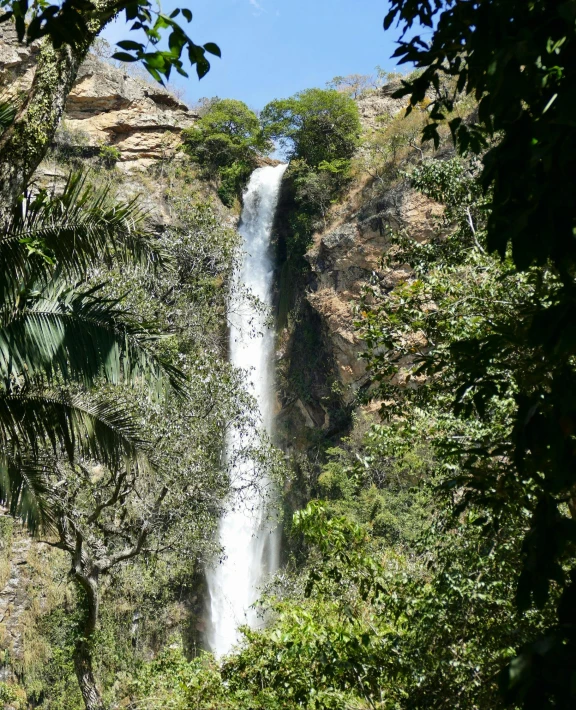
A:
[182,98,271,206]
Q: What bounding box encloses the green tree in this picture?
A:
[215,478,551,709]
[265,90,360,308]
[261,88,361,168]
[1,185,250,709]
[182,98,271,205]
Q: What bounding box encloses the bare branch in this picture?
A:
[87,471,127,524]
[466,206,485,253]
[97,486,168,572]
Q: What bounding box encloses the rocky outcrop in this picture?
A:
[0,25,197,170]
[289,83,443,416]
[273,84,443,434]
[0,23,39,97]
[63,56,197,168]
[354,82,406,131]
[306,183,443,399]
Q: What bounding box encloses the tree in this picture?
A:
[327,73,376,99]
[182,98,271,205]
[0,4,220,223]
[0,173,188,709]
[261,88,361,168]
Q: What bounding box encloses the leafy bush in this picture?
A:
[182,98,271,205]
[261,88,361,167]
[97,144,121,167]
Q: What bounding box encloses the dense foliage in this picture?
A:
[262,88,361,168]
[0,165,255,709]
[183,99,270,206]
[381,1,576,704]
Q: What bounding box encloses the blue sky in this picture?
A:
[103,0,403,111]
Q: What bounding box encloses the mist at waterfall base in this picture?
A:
[206,163,288,658]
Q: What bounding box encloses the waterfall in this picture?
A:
[206,163,288,657]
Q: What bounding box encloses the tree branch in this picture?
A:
[466,206,485,253]
[87,471,127,524]
[97,485,168,572]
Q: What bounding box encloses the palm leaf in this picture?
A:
[0,280,187,396]
[0,390,153,532]
[0,451,57,533]
[0,391,149,472]
[1,172,168,306]
[0,101,16,134]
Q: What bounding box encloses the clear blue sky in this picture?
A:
[104,0,403,111]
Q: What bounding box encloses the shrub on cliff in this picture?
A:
[182,99,271,206]
[261,88,361,168]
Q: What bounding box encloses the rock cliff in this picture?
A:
[276,87,444,438]
[64,56,197,169]
[0,23,197,170]
[306,179,443,395]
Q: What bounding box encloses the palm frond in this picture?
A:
[1,172,168,305]
[0,451,57,533]
[0,281,187,396]
[0,101,16,134]
[0,390,153,533]
[0,391,150,472]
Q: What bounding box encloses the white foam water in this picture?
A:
[206,163,288,657]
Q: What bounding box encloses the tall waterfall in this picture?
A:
[207,163,288,657]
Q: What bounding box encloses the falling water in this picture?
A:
[206,163,288,657]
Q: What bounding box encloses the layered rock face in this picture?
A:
[0,25,197,169]
[306,183,443,395]
[64,57,197,169]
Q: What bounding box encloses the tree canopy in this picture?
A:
[261,88,361,167]
[382,0,576,704]
[183,98,271,205]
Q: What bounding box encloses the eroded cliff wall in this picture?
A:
[275,87,444,443]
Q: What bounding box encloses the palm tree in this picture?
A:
[0,170,186,710]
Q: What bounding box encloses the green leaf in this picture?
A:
[116,39,143,51]
[204,42,221,57]
[112,52,139,63]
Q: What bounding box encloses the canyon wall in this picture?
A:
[276,88,444,442]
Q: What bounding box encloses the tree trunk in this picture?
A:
[74,642,104,710]
[73,572,104,710]
[0,3,118,226]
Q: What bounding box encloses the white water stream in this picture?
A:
[206,163,288,657]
